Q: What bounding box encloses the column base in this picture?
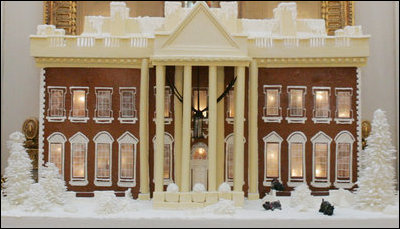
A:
[138,193,151,200]
[206,191,219,205]
[179,192,192,203]
[247,192,260,200]
[152,192,165,203]
[232,191,245,207]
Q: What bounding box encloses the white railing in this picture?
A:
[49,36,66,47]
[309,36,326,48]
[283,37,299,48]
[77,36,95,47]
[104,37,120,48]
[255,36,274,48]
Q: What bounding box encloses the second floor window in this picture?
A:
[263,85,282,123]
[69,87,89,123]
[286,86,307,123]
[47,87,66,121]
[193,87,208,118]
[153,86,172,124]
[95,88,113,123]
[335,88,354,124]
[119,87,137,124]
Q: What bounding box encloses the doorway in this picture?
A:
[190,142,208,190]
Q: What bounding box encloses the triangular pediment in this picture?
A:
[161,2,239,52]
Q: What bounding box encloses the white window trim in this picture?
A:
[69,132,89,186]
[224,133,246,186]
[263,131,283,186]
[152,133,174,185]
[287,131,307,187]
[262,85,283,123]
[152,86,173,124]
[334,88,354,124]
[46,86,67,122]
[310,131,332,188]
[68,87,90,123]
[94,87,114,124]
[93,131,114,187]
[312,87,332,124]
[334,131,355,189]
[286,86,307,124]
[117,131,139,187]
[47,132,67,177]
[118,87,138,124]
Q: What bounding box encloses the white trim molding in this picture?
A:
[93,131,114,187]
[117,131,139,187]
[287,131,307,187]
[68,86,90,123]
[69,132,89,186]
[262,85,283,123]
[310,131,332,188]
[94,87,114,124]
[118,87,138,124]
[356,68,363,183]
[47,132,67,178]
[46,86,67,122]
[334,130,355,189]
[262,131,283,186]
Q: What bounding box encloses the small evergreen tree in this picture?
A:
[356,109,397,211]
[3,132,34,205]
[40,162,67,205]
[24,183,52,212]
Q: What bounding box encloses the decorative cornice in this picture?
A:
[151,56,251,66]
[34,57,144,68]
[256,57,368,68]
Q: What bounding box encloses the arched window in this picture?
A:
[334,131,355,188]
[311,131,332,188]
[93,131,114,186]
[287,131,307,187]
[117,132,139,187]
[69,132,89,186]
[153,133,174,185]
[47,132,67,176]
[224,133,246,186]
[263,131,283,186]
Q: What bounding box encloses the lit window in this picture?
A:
[311,131,332,187]
[119,87,137,124]
[335,88,353,124]
[262,86,282,123]
[47,87,66,122]
[287,132,307,186]
[225,134,234,184]
[47,132,67,175]
[334,131,355,188]
[94,131,114,186]
[337,143,351,179]
[94,88,113,123]
[312,87,332,123]
[153,86,172,124]
[193,88,208,118]
[263,131,283,186]
[152,133,174,185]
[69,87,89,123]
[117,132,138,187]
[69,132,89,186]
[315,143,328,178]
[227,89,235,120]
[286,87,307,124]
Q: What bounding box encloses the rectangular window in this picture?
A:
[119,87,137,124]
[193,88,208,118]
[289,89,304,116]
[290,143,303,178]
[152,87,172,124]
[337,91,352,118]
[97,143,111,179]
[97,90,112,118]
[266,89,279,116]
[314,143,328,178]
[49,89,65,117]
[164,144,171,180]
[72,143,86,179]
[266,143,279,178]
[120,143,134,179]
[315,91,330,118]
[50,143,63,174]
[337,143,351,179]
[72,90,86,117]
[227,90,235,119]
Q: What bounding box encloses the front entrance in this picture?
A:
[190,142,208,190]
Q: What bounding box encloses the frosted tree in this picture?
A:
[3,132,34,205]
[24,183,52,212]
[356,109,397,211]
[290,183,315,211]
[40,162,67,205]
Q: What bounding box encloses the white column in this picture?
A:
[216,67,225,186]
[208,66,217,191]
[154,65,165,193]
[139,59,150,200]
[248,60,259,200]
[174,66,183,189]
[181,65,192,193]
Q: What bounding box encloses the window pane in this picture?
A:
[290,143,303,178]
[50,143,62,174]
[227,141,234,180]
[266,89,279,116]
[289,89,304,116]
[337,143,351,179]
[164,89,171,118]
[164,144,170,180]
[338,91,351,118]
[50,89,64,117]
[266,143,279,178]
[228,90,235,118]
[72,143,85,179]
[315,143,328,178]
[72,90,86,117]
[315,91,329,118]
[121,91,134,118]
[97,90,111,117]
[97,143,110,179]
[193,89,208,117]
[120,143,134,179]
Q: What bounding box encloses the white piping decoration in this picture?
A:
[255,36,274,48]
[356,68,362,182]
[38,68,46,179]
[309,36,326,48]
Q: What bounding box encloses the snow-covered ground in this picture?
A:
[1,196,399,228]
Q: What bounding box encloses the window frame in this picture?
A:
[47,86,67,122]
[334,131,355,189]
[224,133,246,187]
[118,87,138,124]
[286,86,307,124]
[262,85,282,123]
[263,131,283,186]
[312,87,332,124]
[287,131,307,187]
[226,88,235,124]
[93,131,114,187]
[310,131,332,188]
[69,132,89,186]
[47,132,67,177]
[68,87,90,123]
[152,133,174,185]
[94,87,114,124]
[334,88,354,124]
[152,86,173,124]
[117,131,139,187]
[192,87,209,119]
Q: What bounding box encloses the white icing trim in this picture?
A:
[263,131,283,185]
[310,131,332,187]
[69,132,89,186]
[356,68,362,182]
[38,69,46,179]
[287,131,307,184]
[117,131,139,187]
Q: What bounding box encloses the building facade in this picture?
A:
[30,2,369,207]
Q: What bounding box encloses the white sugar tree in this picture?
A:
[24,183,52,212]
[356,109,397,211]
[40,162,67,205]
[3,132,34,205]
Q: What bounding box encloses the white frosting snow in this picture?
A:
[193,183,206,193]
[166,183,179,193]
[218,182,231,193]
